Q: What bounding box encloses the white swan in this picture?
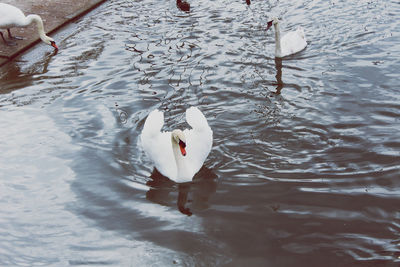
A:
[141,107,213,183]
[266,17,307,58]
[0,3,58,49]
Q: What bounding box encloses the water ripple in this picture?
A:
[1,0,400,265]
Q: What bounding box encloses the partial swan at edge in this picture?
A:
[0,3,58,49]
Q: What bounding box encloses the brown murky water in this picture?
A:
[1,0,399,266]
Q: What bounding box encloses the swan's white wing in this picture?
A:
[142,109,164,135]
[140,109,177,179]
[183,107,213,176]
[281,26,307,56]
[0,4,26,27]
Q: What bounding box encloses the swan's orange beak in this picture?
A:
[51,41,58,50]
[266,20,273,31]
[179,140,186,156]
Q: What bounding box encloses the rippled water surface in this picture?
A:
[1,0,399,266]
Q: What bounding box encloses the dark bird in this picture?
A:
[177,0,190,12]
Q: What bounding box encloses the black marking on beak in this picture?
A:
[179,139,186,156]
[50,41,58,50]
[179,140,186,148]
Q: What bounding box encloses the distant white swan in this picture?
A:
[141,107,213,183]
[0,3,58,49]
[266,17,306,58]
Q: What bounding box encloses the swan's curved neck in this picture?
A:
[171,135,190,181]
[274,23,282,57]
[26,14,48,42]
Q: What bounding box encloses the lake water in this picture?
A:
[1,0,399,266]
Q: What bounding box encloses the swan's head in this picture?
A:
[266,17,279,31]
[41,35,58,50]
[171,129,187,156]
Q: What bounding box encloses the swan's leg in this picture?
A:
[7,29,23,40]
[1,31,17,46]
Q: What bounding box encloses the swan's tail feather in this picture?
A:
[297,26,306,39]
[186,107,209,130]
[142,109,164,136]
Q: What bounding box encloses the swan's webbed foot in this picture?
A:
[7,29,23,40]
[1,32,17,46]
[178,206,192,216]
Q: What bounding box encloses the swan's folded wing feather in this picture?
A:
[141,110,177,179]
[142,109,164,136]
[184,107,213,174]
[186,107,209,131]
[281,28,307,56]
[184,128,213,174]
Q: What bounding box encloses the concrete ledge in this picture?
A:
[0,0,107,67]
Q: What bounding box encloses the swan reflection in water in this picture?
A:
[146,166,217,216]
[274,57,283,95]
